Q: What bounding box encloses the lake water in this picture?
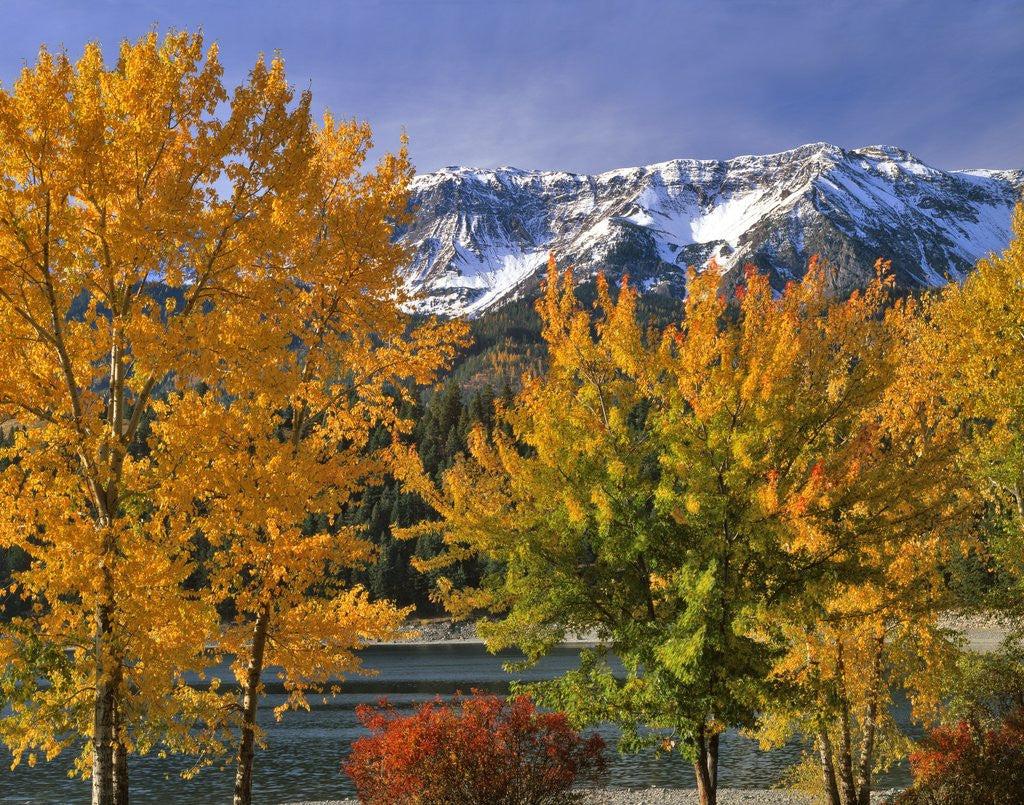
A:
[0,643,916,803]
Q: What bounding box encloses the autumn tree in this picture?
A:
[754,286,976,805]
[151,113,466,804]
[654,260,965,805]
[760,574,966,805]
[0,30,464,805]
[404,256,966,805]
[920,201,1024,620]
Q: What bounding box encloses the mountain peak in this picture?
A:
[855,144,917,160]
[401,144,1023,317]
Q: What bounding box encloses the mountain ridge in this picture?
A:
[397,143,1024,317]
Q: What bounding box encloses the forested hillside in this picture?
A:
[334,281,688,613]
[336,381,510,614]
[0,279,679,618]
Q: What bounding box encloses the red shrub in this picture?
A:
[343,690,607,805]
[896,709,1024,804]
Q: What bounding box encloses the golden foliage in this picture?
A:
[0,29,466,794]
[409,252,972,800]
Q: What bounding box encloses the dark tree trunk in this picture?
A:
[233,604,271,805]
[836,646,857,805]
[111,682,129,805]
[693,726,717,805]
[91,597,115,805]
[817,724,842,805]
[855,636,885,805]
[112,735,129,805]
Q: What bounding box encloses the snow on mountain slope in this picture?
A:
[396,143,1024,316]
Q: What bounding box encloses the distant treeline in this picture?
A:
[339,281,689,613]
[335,380,511,614]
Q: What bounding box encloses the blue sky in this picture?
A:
[1,0,1021,174]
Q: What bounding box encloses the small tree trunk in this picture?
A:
[693,725,717,805]
[112,688,129,802]
[836,645,856,805]
[233,604,271,805]
[112,736,129,805]
[706,731,719,793]
[92,597,116,805]
[855,636,885,805]
[817,724,842,805]
[837,717,856,805]
[111,678,129,805]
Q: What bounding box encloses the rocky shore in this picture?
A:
[286,787,902,804]
[391,613,1008,652]
[383,617,599,645]
[937,611,1011,653]
[385,617,481,643]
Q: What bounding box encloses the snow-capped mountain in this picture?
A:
[397,143,1023,317]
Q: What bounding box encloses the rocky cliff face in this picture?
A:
[397,143,1023,316]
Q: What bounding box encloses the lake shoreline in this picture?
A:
[381,617,600,646]
[389,613,1009,652]
[286,786,903,804]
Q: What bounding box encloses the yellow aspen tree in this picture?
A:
[0,31,466,805]
[149,116,467,805]
[756,290,975,805]
[921,201,1024,605]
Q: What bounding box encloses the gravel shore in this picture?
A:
[392,613,1009,652]
[382,618,599,645]
[285,787,901,804]
[577,789,899,804]
[937,611,1011,652]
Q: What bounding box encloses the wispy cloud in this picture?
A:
[1,0,1019,172]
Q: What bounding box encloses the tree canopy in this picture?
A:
[406,255,972,805]
[0,30,465,805]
